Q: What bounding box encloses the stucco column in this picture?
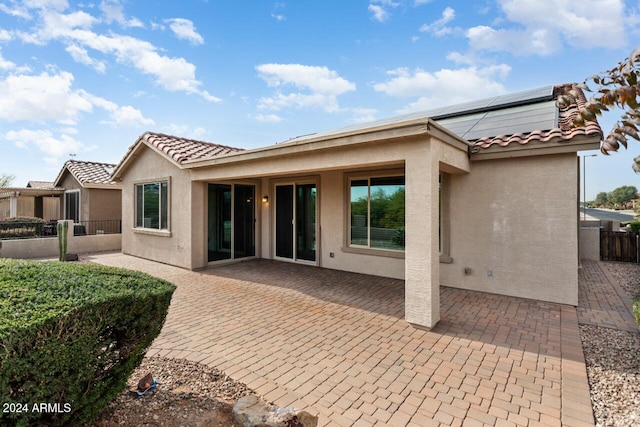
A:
[404,147,440,329]
[9,194,17,218]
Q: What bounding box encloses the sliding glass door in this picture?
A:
[275,183,316,263]
[208,184,255,262]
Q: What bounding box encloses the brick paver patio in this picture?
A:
[87,253,596,426]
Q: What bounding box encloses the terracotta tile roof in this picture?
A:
[140,132,244,164]
[54,160,119,187]
[471,83,603,150]
[112,132,244,180]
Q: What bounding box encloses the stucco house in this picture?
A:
[111,83,602,329]
[52,160,122,233]
[0,181,64,220]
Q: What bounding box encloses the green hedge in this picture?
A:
[0,218,48,240]
[0,259,176,426]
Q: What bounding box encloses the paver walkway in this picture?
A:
[577,261,638,332]
[88,253,594,426]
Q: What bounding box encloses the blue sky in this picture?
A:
[0,0,638,200]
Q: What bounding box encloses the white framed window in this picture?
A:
[135,180,169,230]
[439,173,452,263]
[349,175,405,251]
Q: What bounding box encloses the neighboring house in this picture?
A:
[111,84,602,329]
[52,160,122,230]
[0,181,64,220]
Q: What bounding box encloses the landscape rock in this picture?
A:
[65,253,79,261]
[137,372,154,391]
[232,394,318,427]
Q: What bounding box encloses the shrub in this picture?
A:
[0,259,176,426]
[0,217,48,240]
[0,217,47,223]
[629,222,640,233]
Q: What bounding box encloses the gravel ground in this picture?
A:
[602,262,640,301]
[92,358,255,427]
[581,262,640,427]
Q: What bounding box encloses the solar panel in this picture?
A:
[282,85,558,144]
[437,101,558,140]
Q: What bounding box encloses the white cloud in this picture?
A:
[258,92,343,112]
[0,50,17,71]
[466,25,560,56]
[13,3,219,102]
[446,51,476,65]
[0,71,93,124]
[467,0,629,56]
[0,70,154,127]
[419,7,456,36]
[65,44,106,73]
[368,5,389,22]
[162,123,207,139]
[0,30,12,41]
[23,0,68,11]
[103,105,155,127]
[100,0,123,24]
[349,107,378,123]
[414,0,432,5]
[99,0,142,28]
[374,65,510,112]
[257,63,355,95]
[368,0,399,22]
[270,2,286,22]
[165,18,204,45]
[252,113,283,123]
[0,3,31,19]
[6,128,87,164]
[256,63,355,113]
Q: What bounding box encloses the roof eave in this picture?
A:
[470,134,602,161]
[112,134,184,181]
[52,162,71,187]
[82,183,122,190]
[0,188,65,198]
[182,119,471,169]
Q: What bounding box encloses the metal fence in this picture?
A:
[0,221,53,240]
[0,220,121,240]
[72,220,122,236]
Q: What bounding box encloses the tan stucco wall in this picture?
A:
[58,174,121,221]
[580,227,601,261]
[120,147,194,269]
[440,153,579,305]
[87,188,122,221]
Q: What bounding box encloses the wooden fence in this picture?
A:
[600,231,639,263]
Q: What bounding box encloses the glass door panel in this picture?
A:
[275,185,294,259]
[296,184,316,261]
[208,184,232,262]
[234,185,255,259]
[275,183,317,262]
